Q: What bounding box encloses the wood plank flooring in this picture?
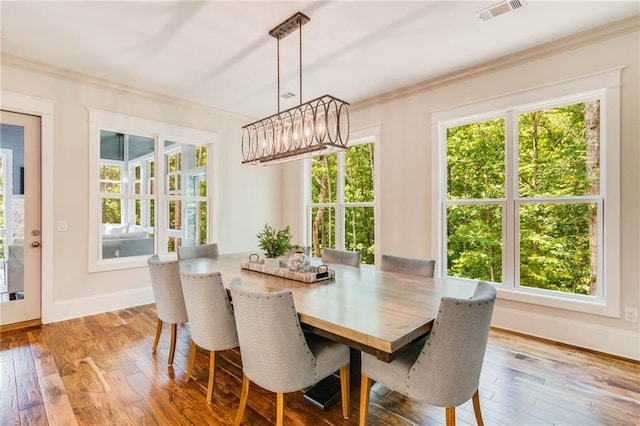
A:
[1,304,639,425]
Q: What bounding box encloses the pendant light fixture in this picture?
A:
[241,12,350,165]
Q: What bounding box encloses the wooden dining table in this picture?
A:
[179,252,478,363]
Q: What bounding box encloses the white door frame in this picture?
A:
[1,91,54,324]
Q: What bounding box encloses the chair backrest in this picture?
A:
[380,254,435,277]
[230,280,318,393]
[179,271,238,351]
[407,281,496,406]
[321,248,360,267]
[147,255,188,324]
[177,243,219,260]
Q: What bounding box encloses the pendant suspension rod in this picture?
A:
[299,18,303,105]
[277,37,281,113]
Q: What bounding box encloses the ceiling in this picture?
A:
[1,1,638,119]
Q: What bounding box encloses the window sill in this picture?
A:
[495,285,619,318]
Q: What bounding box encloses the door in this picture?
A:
[0,110,42,326]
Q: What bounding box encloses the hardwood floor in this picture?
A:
[1,304,639,425]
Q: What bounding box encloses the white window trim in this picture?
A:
[430,68,622,318]
[302,125,381,262]
[88,108,219,272]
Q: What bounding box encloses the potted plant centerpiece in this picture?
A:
[256,224,292,266]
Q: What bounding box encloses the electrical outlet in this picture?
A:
[624,307,638,323]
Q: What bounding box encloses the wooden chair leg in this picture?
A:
[445,407,456,426]
[206,351,216,403]
[168,323,177,365]
[234,374,250,426]
[472,390,484,426]
[152,319,163,353]
[185,341,197,382]
[276,392,284,426]
[359,374,373,426]
[340,365,351,419]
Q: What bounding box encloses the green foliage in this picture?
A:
[310,143,375,264]
[446,101,600,295]
[447,119,505,199]
[257,224,292,258]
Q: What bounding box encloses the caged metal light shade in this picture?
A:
[241,12,350,166]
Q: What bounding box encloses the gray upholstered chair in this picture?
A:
[179,271,239,402]
[380,254,435,277]
[147,255,189,366]
[177,243,219,260]
[359,281,496,426]
[321,248,360,267]
[230,280,351,425]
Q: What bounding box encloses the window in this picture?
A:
[164,141,208,253]
[89,110,217,272]
[433,69,620,316]
[306,138,376,264]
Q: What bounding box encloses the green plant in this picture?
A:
[257,224,292,258]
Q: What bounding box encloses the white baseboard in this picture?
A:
[493,305,640,361]
[43,286,154,324]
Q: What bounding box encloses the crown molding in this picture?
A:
[0,53,251,120]
[351,14,640,112]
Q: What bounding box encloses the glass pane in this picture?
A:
[167,151,181,172]
[446,119,505,199]
[344,144,374,203]
[168,199,182,230]
[99,165,122,193]
[101,198,122,224]
[1,123,26,303]
[102,231,154,259]
[101,196,154,260]
[447,204,503,283]
[135,200,141,225]
[519,203,597,296]
[345,206,375,264]
[186,173,206,197]
[518,101,600,197]
[100,130,124,161]
[310,206,335,258]
[169,175,177,192]
[311,154,337,203]
[167,236,181,254]
[170,200,208,248]
[196,145,207,168]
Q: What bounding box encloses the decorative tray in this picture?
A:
[241,259,335,284]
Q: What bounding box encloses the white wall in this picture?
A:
[1,58,282,322]
[283,23,640,360]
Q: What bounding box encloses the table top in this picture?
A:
[179,252,478,362]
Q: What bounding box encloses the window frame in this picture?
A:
[303,128,380,264]
[431,69,621,317]
[88,109,219,272]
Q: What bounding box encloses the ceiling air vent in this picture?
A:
[476,0,526,22]
[279,92,296,100]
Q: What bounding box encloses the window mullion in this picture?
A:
[505,112,517,288]
[336,151,345,250]
[156,136,166,256]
